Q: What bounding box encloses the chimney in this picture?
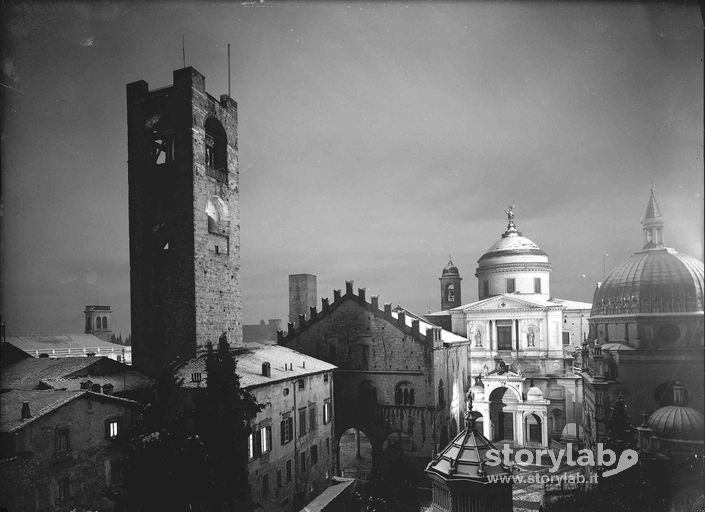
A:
[310,306,317,320]
[358,288,366,303]
[345,281,354,295]
[398,311,406,328]
[298,314,306,328]
[277,330,284,345]
[333,289,341,302]
[384,303,392,320]
[371,296,379,310]
[412,320,420,334]
[262,362,271,377]
[21,401,31,420]
[288,322,294,334]
[302,361,306,369]
[322,298,330,311]
[102,384,114,395]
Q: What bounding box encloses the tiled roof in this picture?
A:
[0,390,137,433]
[1,357,140,391]
[40,371,153,393]
[177,343,336,389]
[548,298,593,310]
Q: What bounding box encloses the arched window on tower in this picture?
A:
[96,317,101,330]
[102,316,108,330]
[85,315,91,332]
[447,284,455,303]
[205,118,228,183]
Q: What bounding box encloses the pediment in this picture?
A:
[458,295,550,313]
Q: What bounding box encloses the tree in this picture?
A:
[115,333,263,512]
[198,333,264,511]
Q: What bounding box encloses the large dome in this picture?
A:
[478,231,548,264]
[592,248,704,316]
[647,405,705,440]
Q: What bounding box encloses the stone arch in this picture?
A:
[204,117,228,171]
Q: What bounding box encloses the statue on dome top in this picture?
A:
[504,204,516,230]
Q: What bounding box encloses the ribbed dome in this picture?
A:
[647,405,704,440]
[442,258,460,277]
[592,248,704,316]
[478,231,548,264]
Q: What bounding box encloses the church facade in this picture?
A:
[426,207,591,447]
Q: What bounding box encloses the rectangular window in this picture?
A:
[277,470,282,488]
[323,400,332,425]
[300,451,306,473]
[483,280,489,297]
[311,445,318,465]
[286,460,292,482]
[55,429,69,453]
[280,415,293,445]
[506,278,516,293]
[260,426,272,454]
[497,326,512,350]
[299,408,307,437]
[324,373,329,383]
[562,332,571,345]
[298,379,305,390]
[534,278,541,294]
[309,404,317,431]
[248,433,255,460]
[58,477,70,502]
[105,418,120,439]
[326,437,330,455]
[361,345,369,368]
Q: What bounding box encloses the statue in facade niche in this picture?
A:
[527,327,535,347]
[474,328,482,347]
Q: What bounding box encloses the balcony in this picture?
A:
[206,166,228,184]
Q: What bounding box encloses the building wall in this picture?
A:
[247,371,335,512]
[561,309,590,348]
[127,67,241,375]
[0,397,136,512]
[280,284,470,482]
[289,274,317,326]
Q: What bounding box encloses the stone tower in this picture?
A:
[84,305,112,342]
[127,67,241,375]
[440,258,462,311]
[288,274,317,326]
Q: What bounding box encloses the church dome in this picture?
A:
[442,258,460,277]
[592,249,704,316]
[479,233,547,263]
[592,190,704,317]
[647,406,704,440]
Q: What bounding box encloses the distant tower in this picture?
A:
[84,305,112,342]
[289,274,317,326]
[642,187,664,249]
[127,68,240,375]
[440,257,462,311]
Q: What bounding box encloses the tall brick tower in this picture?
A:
[127,67,241,375]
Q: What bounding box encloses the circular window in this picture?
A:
[657,324,681,345]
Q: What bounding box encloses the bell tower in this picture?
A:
[127,67,241,375]
[440,257,462,311]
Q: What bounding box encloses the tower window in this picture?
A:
[152,133,174,165]
[534,278,541,294]
[483,280,489,298]
[506,278,516,293]
[205,118,228,183]
[447,284,455,302]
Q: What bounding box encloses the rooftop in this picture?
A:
[177,343,336,389]
[1,389,137,433]
[7,334,128,353]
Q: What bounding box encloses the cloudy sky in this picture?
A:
[1,1,703,337]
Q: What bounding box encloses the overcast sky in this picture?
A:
[1,1,703,337]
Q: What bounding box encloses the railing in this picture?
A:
[206,166,228,184]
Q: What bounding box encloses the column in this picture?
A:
[542,411,549,447]
[516,412,524,447]
[355,429,362,459]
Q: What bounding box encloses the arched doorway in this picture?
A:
[525,413,542,445]
[489,387,517,442]
[338,428,373,480]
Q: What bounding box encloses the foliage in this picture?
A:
[114,333,263,512]
[354,451,419,512]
